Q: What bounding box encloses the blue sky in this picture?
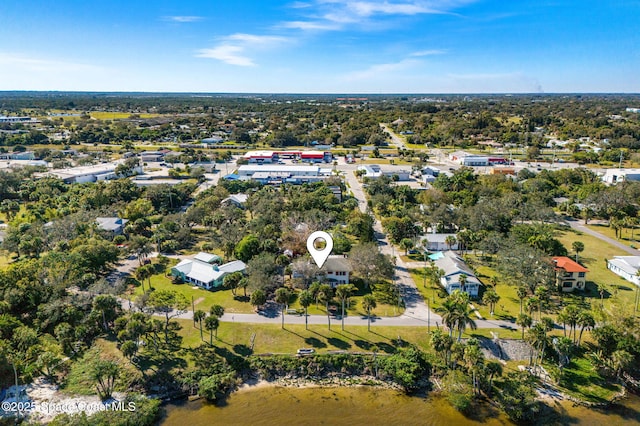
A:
[0,0,638,93]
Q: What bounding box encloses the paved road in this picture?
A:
[565,218,638,255]
[380,124,407,150]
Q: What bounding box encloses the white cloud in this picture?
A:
[164,16,204,23]
[196,45,255,66]
[411,49,446,56]
[0,53,103,72]
[284,1,475,32]
[225,34,289,44]
[344,58,421,80]
[280,20,342,31]
[196,34,290,66]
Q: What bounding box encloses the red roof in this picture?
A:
[552,256,589,273]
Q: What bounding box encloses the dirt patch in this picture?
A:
[193,297,205,306]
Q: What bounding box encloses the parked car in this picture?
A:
[297,348,315,355]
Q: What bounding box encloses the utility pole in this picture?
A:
[619,150,624,169]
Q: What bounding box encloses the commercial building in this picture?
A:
[237,164,332,184]
[242,150,333,164]
[38,163,142,184]
[601,169,640,184]
[0,151,36,160]
[357,165,411,181]
[449,151,507,167]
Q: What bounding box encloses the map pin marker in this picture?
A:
[307,231,333,268]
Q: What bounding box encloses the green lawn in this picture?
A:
[129,272,256,314]
[587,223,639,245]
[556,357,623,403]
[176,318,521,354]
[556,228,639,315]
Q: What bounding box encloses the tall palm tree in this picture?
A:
[204,315,219,346]
[362,295,377,332]
[317,284,334,331]
[482,288,500,316]
[445,235,457,251]
[435,298,458,338]
[576,310,595,346]
[517,287,528,314]
[275,287,290,329]
[299,290,314,330]
[516,313,532,340]
[485,361,503,396]
[454,304,477,341]
[464,343,484,395]
[335,284,355,330]
[193,310,206,341]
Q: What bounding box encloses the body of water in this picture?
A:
[160,386,640,426]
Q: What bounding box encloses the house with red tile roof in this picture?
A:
[552,256,589,292]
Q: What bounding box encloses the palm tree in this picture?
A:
[317,284,334,331]
[335,284,355,330]
[611,349,633,378]
[516,313,532,340]
[454,304,477,341]
[459,274,468,293]
[463,342,484,395]
[275,287,290,329]
[204,315,219,345]
[210,304,225,319]
[572,241,585,263]
[485,361,503,396]
[435,298,458,338]
[576,310,595,346]
[299,290,314,330]
[445,235,457,251]
[193,310,206,341]
[400,238,414,256]
[517,287,528,314]
[135,266,150,293]
[362,294,377,331]
[482,288,500,316]
[430,328,453,365]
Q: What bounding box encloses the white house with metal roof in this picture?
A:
[171,255,246,290]
[607,256,640,286]
[434,251,482,297]
[96,217,128,236]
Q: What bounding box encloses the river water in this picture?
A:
[160,386,640,426]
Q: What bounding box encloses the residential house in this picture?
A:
[221,193,249,208]
[420,234,459,251]
[96,217,128,236]
[171,254,246,290]
[607,256,640,286]
[434,251,482,297]
[322,255,353,285]
[552,256,589,292]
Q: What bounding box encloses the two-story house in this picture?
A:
[434,251,482,297]
[552,256,588,292]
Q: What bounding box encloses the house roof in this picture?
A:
[608,256,640,275]
[421,234,457,244]
[552,256,589,273]
[434,251,482,287]
[96,217,128,231]
[193,252,222,264]
[323,255,353,272]
[173,259,246,284]
[222,194,248,205]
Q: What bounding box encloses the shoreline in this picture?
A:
[236,375,404,394]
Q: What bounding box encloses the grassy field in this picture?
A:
[555,357,623,403]
[90,112,161,120]
[587,223,639,246]
[129,272,256,314]
[555,227,639,315]
[175,317,521,355]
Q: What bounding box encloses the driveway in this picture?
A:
[565,218,638,255]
